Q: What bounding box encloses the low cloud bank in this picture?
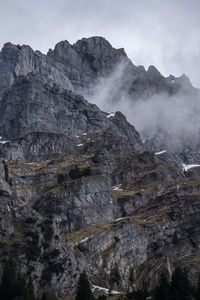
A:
[84,61,200,152]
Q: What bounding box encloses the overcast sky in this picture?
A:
[0,0,200,87]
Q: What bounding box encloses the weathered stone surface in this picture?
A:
[65,217,148,290]
[0,42,73,98]
[0,72,144,163]
[0,36,200,298]
[48,36,129,91]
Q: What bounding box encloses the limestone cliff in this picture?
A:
[0,37,200,298]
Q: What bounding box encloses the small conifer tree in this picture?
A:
[0,260,36,300]
[195,273,200,300]
[171,267,195,300]
[154,272,171,300]
[23,278,35,300]
[109,263,121,289]
[75,271,94,300]
[0,259,18,299]
[98,295,107,300]
[128,267,134,287]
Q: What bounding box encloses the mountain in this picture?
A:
[0,37,200,299]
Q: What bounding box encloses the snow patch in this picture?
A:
[155,150,167,155]
[182,164,200,171]
[114,217,125,222]
[76,143,84,147]
[92,285,120,295]
[0,140,10,144]
[82,133,87,136]
[112,184,123,191]
[106,112,115,118]
[79,237,89,243]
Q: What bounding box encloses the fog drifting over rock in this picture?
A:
[1,0,200,87]
[86,61,200,152]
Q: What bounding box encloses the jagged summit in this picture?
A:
[0,36,200,298]
[0,36,194,98]
[0,36,199,157]
[48,36,127,59]
[74,36,127,58]
[147,65,162,77]
[47,36,130,91]
[0,37,199,157]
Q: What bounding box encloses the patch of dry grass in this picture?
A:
[181,254,200,268]
[63,218,128,244]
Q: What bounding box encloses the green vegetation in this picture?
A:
[40,219,54,242]
[2,160,9,182]
[124,289,147,300]
[69,165,91,179]
[41,292,58,300]
[195,274,200,300]
[0,260,35,300]
[57,165,92,183]
[172,232,179,245]
[2,160,12,185]
[57,173,68,184]
[25,217,37,224]
[128,267,134,287]
[170,267,195,300]
[154,273,171,300]
[97,295,107,300]
[125,267,196,300]
[24,230,41,261]
[109,263,121,289]
[75,271,94,300]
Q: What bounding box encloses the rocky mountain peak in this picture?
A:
[47,36,130,91]
[0,41,73,97]
[147,65,162,78]
[74,36,127,57]
[1,42,34,60]
[1,42,17,51]
[0,36,200,299]
[176,73,193,89]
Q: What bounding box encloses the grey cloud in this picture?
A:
[0,0,200,86]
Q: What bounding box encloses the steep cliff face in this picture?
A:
[0,36,200,298]
[48,37,195,100]
[0,73,144,166]
[47,37,200,162]
[0,72,109,140]
[48,36,129,91]
[0,36,195,104]
[0,42,73,98]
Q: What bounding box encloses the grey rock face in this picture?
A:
[70,217,148,290]
[0,132,73,162]
[0,72,144,163]
[49,37,200,164]
[48,36,129,90]
[0,36,200,298]
[48,37,196,104]
[0,72,105,139]
[34,175,120,234]
[0,36,194,105]
[0,42,73,98]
